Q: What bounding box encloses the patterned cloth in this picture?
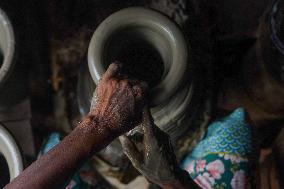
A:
[182,108,252,189]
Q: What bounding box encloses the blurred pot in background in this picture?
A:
[0,7,15,91]
[0,1,37,159]
[0,1,30,108]
[0,123,23,188]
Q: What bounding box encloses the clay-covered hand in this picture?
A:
[119,107,199,189]
[85,62,148,138]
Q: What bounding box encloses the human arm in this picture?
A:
[5,63,147,189]
[119,107,200,189]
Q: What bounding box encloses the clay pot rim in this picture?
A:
[88,7,188,106]
[0,8,15,88]
[0,123,23,181]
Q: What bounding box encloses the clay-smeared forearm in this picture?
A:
[4,116,114,189]
[4,63,146,189]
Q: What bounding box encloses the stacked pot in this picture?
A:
[0,2,32,185]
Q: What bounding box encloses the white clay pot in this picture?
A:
[0,7,15,88]
[83,7,193,141]
[88,7,188,106]
[0,124,23,181]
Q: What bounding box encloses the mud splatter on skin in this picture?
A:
[120,107,200,189]
[4,123,113,189]
[5,63,147,189]
[6,64,149,189]
[90,63,147,136]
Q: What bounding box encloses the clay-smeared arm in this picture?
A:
[5,63,147,189]
[4,120,112,189]
[119,107,200,189]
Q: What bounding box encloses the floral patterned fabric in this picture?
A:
[182,108,252,189]
[184,153,249,189]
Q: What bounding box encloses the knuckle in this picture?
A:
[110,79,118,87]
[135,86,143,94]
[98,79,105,85]
[109,63,118,70]
[120,80,130,88]
[133,85,141,91]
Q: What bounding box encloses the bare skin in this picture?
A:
[4,63,147,189]
[119,108,200,189]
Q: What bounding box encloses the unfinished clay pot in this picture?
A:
[0,7,15,88]
[80,7,193,142]
[88,7,188,106]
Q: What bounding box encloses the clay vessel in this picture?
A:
[0,124,23,182]
[0,8,15,88]
[88,7,188,106]
[84,8,194,142]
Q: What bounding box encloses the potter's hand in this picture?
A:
[85,62,148,137]
[119,107,199,189]
[4,63,147,189]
